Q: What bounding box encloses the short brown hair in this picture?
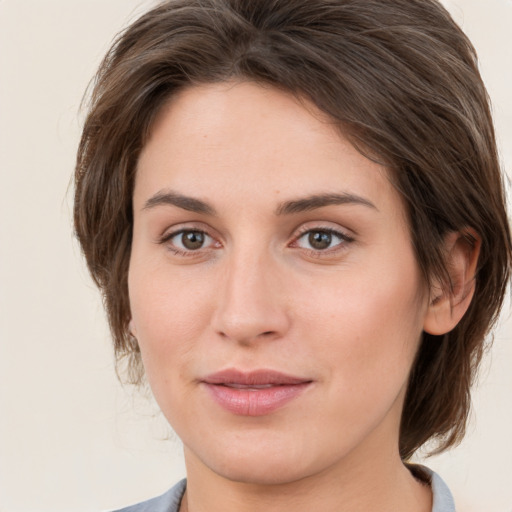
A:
[74,0,511,459]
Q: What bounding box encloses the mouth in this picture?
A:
[201,369,313,416]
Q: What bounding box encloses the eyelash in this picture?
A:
[158,226,354,258]
[291,227,354,257]
[158,229,217,257]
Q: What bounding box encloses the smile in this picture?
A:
[201,369,313,416]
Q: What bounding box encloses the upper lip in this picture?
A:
[202,369,312,386]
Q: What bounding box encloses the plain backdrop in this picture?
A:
[0,1,511,511]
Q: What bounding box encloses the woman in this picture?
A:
[74,1,511,511]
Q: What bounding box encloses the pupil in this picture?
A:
[309,231,331,250]
[182,231,204,250]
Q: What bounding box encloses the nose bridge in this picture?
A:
[212,241,288,343]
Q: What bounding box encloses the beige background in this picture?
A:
[0,0,510,511]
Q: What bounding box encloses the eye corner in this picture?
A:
[157,226,222,257]
[290,225,355,256]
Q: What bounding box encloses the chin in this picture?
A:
[210,455,315,486]
[184,428,353,487]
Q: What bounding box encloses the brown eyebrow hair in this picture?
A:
[143,190,216,215]
[143,190,377,216]
[276,192,377,215]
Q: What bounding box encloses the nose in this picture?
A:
[211,248,290,345]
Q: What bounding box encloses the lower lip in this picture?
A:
[203,382,311,416]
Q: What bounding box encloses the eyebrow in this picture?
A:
[143,190,217,215]
[275,192,377,215]
[142,190,377,216]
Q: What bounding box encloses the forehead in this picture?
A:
[135,81,406,224]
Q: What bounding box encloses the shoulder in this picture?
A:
[412,465,456,512]
[430,470,456,512]
[110,479,186,512]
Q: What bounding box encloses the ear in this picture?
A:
[423,230,481,336]
[128,319,138,338]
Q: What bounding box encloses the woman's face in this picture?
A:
[129,81,429,485]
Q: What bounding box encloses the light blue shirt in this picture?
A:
[112,466,455,512]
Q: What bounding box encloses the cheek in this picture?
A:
[292,278,425,447]
[294,256,426,389]
[128,260,216,379]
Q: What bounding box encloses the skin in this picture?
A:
[128,81,471,512]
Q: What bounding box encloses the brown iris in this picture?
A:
[181,231,205,250]
[308,231,332,250]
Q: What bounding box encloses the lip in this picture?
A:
[201,369,313,416]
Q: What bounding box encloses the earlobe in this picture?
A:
[423,230,481,336]
[129,319,138,338]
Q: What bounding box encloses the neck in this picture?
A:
[180,444,431,512]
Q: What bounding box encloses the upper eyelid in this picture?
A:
[159,221,216,239]
[158,229,219,256]
[159,228,215,246]
[163,228,208,239]
[289,223,356,251]
[295,225,347,235]
[292,221,354,239]
[156,221,354,246]
[292,228,353,246]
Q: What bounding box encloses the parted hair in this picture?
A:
[74,0,511,459]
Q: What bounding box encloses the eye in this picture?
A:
[163,229,215,252]
[294,228,352,252]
